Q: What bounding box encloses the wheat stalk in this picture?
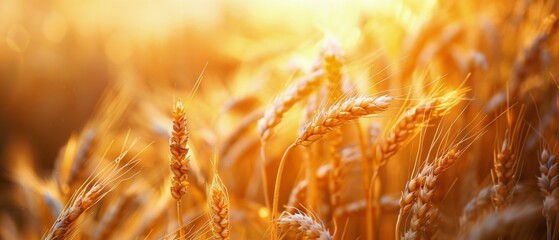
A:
[272,122,377,240]
[170,99,190,200]
[297,96,391,146]
[46,184,104,240]
[259,68,324,214]
[278,211,332,240]
[208,174,230,240]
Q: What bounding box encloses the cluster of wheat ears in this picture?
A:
[3,1,559,240]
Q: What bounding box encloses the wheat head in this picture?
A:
[170,99,190,200]
[297,96,391,146]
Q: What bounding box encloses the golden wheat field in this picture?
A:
[1,0,559,239]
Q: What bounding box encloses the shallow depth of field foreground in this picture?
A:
[1,0,559,239]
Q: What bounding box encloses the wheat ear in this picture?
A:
[257,69,324,141]
[45,153,137,240]
[491,107,525,212]
[492,137,518,211]
[375,90,464,167]
[538,148,558,239]
[170,99,190,238]
[278,211,332,240]
[400,148,460,239]
[46,184,104,240]
[297,96,392,146]
[258,69,324,214]
[208,174,230,240]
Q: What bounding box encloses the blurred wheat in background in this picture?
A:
[1,0,558,239]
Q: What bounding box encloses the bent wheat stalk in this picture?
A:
[271,96,390,239]
[258,69,324,211]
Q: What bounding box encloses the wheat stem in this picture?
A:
[354,121,374,240]
[271,143,296,240]
[260,144,271,212]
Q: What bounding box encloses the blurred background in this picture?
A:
[0,0,436,210]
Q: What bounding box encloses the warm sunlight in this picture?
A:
[0,0,557,239]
